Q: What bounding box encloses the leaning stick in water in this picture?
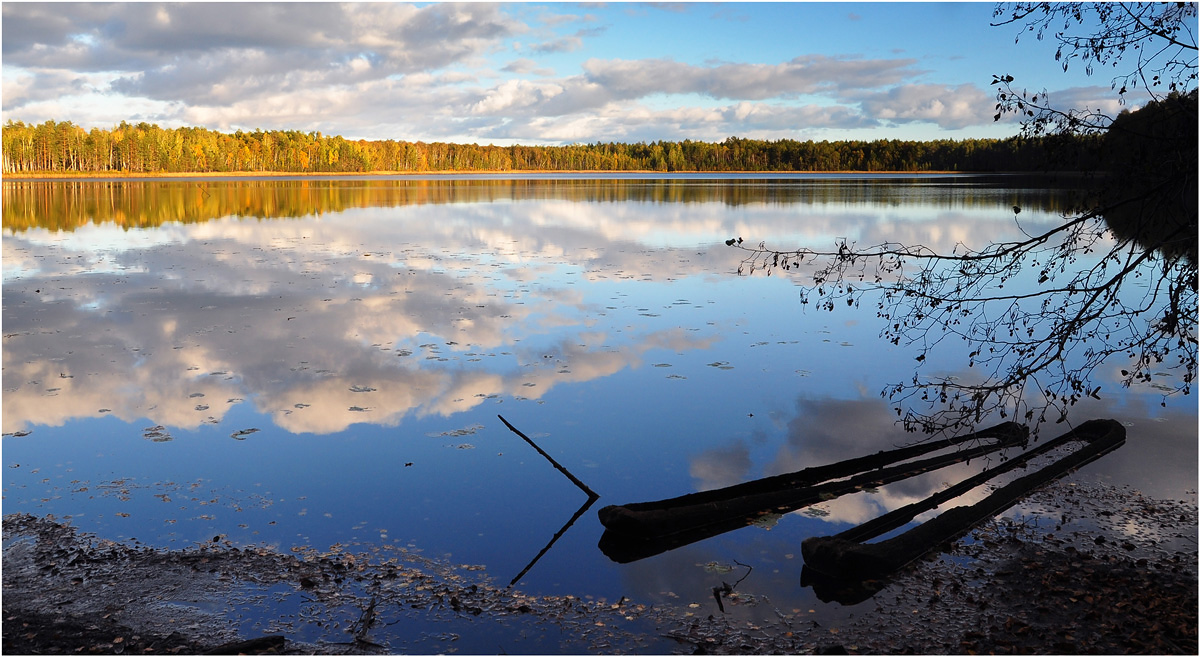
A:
[498,414,599,501]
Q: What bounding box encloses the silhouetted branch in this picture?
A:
[991,3,1197,107]
[727,175,1196,436]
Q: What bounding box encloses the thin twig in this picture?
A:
[732,560,753,588]
[497,414,599,500]
[507,495,597,588]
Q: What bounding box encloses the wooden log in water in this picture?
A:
[598,421,1028,540]
[800,418,1126,586]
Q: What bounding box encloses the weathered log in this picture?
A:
[800,418,1126,602]
[597,422,1028,562]
[599,508,784,563]
[599,422,1027,536]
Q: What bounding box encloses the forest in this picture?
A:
[1,119,1097,175]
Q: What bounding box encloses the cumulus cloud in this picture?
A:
[502,58,551,76]
[4,3,524,110]
[478,99,878,144]
[856,83,994,129]
[470,79,564,115]
[3,3,521,71]
[582,55,922,101]
[1,69,91,110]
[1037,85,1147,120]
[2,2,1023,143]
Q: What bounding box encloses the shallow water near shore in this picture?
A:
[3,174,1195,647]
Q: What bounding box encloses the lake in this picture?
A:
[3,174,1195,644]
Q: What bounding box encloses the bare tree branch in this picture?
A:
[723,4,1196,438]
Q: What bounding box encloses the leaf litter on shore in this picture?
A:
[3,479,1196,654]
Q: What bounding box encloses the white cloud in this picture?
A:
[470,79,563,115]
[502,58,539,75]
[582,55,922,101]
[1039,85,1146,120]
[857,83,994,129]
[1,2,1028,143]
[476,98,878,144]
[530,35,583,54]
[4,3,523,98]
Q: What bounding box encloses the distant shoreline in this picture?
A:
[3,169,1041,180]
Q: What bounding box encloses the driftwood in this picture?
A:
[496,414,600,587]
[800,418,1126,604]
[499,414,599,501]
[597,422,1029,563]
[508,495,597,588]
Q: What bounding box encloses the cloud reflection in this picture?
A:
[1,178,1081,437]
[1,243,718,435]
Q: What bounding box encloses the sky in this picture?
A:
[1,2,1143,145]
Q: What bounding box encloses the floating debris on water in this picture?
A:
[426,424,485,438]
[142,426,172,442]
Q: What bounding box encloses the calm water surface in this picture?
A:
[3,175,1195,630]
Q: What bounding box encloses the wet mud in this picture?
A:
[4,481,1196,654]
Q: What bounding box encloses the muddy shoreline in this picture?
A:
[4,481,1196,654]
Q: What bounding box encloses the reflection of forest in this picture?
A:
[1100,91,1198,265]
[1104,194,1198,265]
[2,176,1080,233]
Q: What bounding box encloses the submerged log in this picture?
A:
[598,422,1028,562]
[800,418,1126,602]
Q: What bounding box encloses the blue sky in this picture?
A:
[1,2,1141,145]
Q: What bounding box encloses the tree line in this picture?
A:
[1,120,1097,175]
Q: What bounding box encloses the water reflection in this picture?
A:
[2,176,1082,234]
[681,395,1030,532]
[2,176,1193,629]
[2,176,1072,436]
[1,239,719,434]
